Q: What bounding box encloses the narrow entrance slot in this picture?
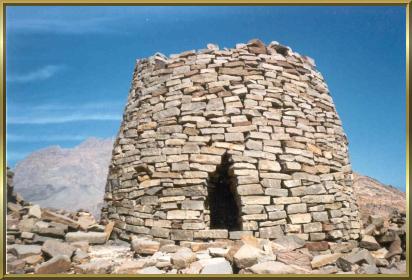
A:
[207,153,241,231]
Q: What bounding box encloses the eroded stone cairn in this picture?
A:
[6,166,116,274]
[101,39,361,244]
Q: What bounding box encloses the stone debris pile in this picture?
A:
[101,39,361,243]
[6,167,114,274]
[110,211,405,275]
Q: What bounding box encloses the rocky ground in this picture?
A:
[6,167,407,275]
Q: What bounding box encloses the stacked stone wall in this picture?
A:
[101,39,361,243]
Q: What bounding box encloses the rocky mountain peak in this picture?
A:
[12,138,114,217]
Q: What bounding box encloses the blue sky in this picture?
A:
[6,6,406,190]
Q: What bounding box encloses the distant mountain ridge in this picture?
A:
[10,137,405,222]
[12,137,114,217]
[352,172,406,223]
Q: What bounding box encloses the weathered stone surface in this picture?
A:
[153,107,180,120]
[289,213,312,224]
[35,226,66,238]
[171,247,197,269]
[200,258,233,274]
[258,160,281,172]
[330,241,357,253]
[21,231,34,239]
[303,222,322,233]
[65,232,107,244]
[276,251,311,270]
[312,211,329,222]
[268,210,287,220]
[368,215,384,228]
[41,210,79,229]
[385,238,402,259]
[194,230,228,239]
[18,218,36,233]
[28,205,42,219]
[229,231,254,240]
[249,261,296,274]
[139,179,161,189]
[138,266,165,274]
[35,255,71,274]
[149,227,170,238]
[301,195,335,204]
[8,202,23,213]
[336,257,352,272]
[72,249,89,263]
[261,179,281,188]
[341,249,375,265]
[310,232,326,242]
[247,39,267,54]
[208,247,229,257]
[190,154,221,165]
[131,238,160,255]
[77,215,96,231]
[8,259,26,272]
[286,203,307,214]
[9,245,42,259]
[24,254,43,266]
[234,244,260,268]
[271,235,305,251]
[160,244,181,253]
[357,263,379,274]
[171,230,193,241]
[237,184,264,195]
[241,196,271,205]
[75,259,113,274]
[167,210,200,220]
[273,197,301,205]
[359,235,380,251]
[370,247,388,259]
[114,260,146,274]
[305,241,329,251]
[377,230,398,243]
[259,226,284,239]
[311,253,342,269]
[41,239,75,258]
[379,267,404,274]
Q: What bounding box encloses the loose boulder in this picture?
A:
[35,255,71,274]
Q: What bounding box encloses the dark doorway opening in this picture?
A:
[207,153,241,231]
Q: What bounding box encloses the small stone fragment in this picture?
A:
[35,255,71,274]
[65,232,107,244]
[171,247,197,269]
[131,238,160,255]
[41,239,75,258]
[359,235,380,251]
[310,253,342,269]
[200,258,233,274]
[249,261,296,274]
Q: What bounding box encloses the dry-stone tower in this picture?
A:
[101,39,361,244]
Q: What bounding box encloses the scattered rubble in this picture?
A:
[6,167,114,274]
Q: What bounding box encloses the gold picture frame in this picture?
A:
[0,1,409,279]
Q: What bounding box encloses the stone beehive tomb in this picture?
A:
[101,39,361,243]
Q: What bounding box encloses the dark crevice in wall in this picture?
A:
[207,153,241,231]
